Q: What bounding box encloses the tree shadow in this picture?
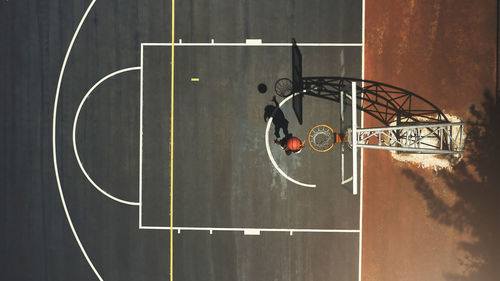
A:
[402,90,499,280]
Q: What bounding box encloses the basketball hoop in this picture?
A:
[308,125,335,152]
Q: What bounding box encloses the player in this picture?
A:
[274,135,305,155]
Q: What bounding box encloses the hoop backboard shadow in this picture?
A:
[292,38,303,125]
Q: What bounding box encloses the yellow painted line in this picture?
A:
[170,0,175,280]
[191,78,199,81]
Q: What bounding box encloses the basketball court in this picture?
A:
[52,0,365,280]
[3,0,495,280]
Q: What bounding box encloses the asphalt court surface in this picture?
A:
[142,45,361,229]
[174,0,362,43]
[174,232,358,281]
[1,0,365,280]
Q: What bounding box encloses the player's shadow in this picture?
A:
[402,90,499,281]
[264,96,291,139]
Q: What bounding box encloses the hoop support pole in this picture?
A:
[352,82,358,195]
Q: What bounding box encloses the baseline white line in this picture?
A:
[140,226,360,233]
[139,44,144,227]
[359,1,366,280]
[142,42,363,47]
[52,0,103,280]
[265,93,316,188]
[72,67,141,206]
[170,2,175,280]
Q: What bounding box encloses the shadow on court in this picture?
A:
[402,90,500,281]
[264,96,291,139]
[264,96,306,155]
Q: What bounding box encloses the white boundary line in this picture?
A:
[140,226,360,234]
[265,93,317,188]
[72,67,141,206]
[359,0,366,280]
[139,44,144,227]
[142,42,363,47]
[140,38,365,278]
[169,2,175,280]
[52,0,103,280]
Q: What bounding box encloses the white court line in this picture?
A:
[265,93,316,188]
[352,82,358,195]
[52,0,103,280]
[142,42,363,47]
[140,37,365,279]
[139,44,144,227]
[140,226,360,234]
[245,39,262,44]
[359,0,366,280]
[72,67,141,206]
[139,41,365,224]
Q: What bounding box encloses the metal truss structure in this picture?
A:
[302,77,464,154]
[302,77,449,126]
[355,122,465,154]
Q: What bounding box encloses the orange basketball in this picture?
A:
[287,137,302,151]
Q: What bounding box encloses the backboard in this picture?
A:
[292,38,303,125]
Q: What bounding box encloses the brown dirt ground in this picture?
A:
[363,1,499,281]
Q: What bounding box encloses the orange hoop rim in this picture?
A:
[308,124,335,152]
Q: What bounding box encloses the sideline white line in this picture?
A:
[142,42,363,47]
[265,93,316,188]
[52,1,103,280]
[72,67,141,206]
[140,226,360,233]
